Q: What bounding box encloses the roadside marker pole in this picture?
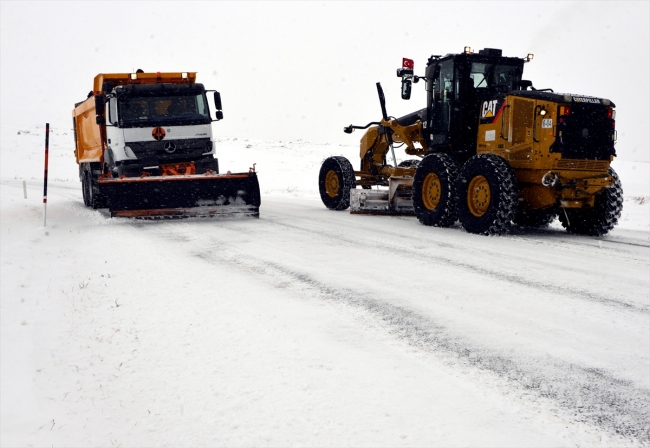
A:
[23,180,27,199]
[43,123,49,227]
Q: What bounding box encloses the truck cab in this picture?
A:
[103,82,218,177]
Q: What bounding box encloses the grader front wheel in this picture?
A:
[324,170,340,198]
[319,156,356,210]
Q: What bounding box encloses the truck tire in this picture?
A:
[319,156,356,210]
[514,207,557,228]
[88,171,100,209]
[558,167,623,236]
[82,170,91,207]
[413,153,458,227]
[455,154,518,235]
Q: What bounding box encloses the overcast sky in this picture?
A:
[1,1,648,162]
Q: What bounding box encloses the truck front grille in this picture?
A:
[128,138,211,162]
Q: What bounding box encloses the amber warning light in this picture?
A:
[402,58,414,69]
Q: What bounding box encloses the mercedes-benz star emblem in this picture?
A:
[164,142,176,154]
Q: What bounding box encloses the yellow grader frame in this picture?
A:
[319,48,622,236]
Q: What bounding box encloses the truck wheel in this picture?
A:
[413,153,458,227]
[319,156,356,210]
[87,173,99,209]
[558,167,623,236]
[82,171,91,207]
[514,207,557,228]
[455,154,518,235]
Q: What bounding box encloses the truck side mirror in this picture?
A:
[214,92,222,111]
[215,111,223,120]
[96,115,106,125]
[94,95,105,114]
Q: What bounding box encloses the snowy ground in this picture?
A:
[1,125,649,446]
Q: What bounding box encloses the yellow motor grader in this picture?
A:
[319,48,622,236]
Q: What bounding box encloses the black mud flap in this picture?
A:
[98,172,261,218]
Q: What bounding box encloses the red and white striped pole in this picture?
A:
[43,123,49,226]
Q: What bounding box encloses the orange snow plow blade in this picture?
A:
[98,171,261,218]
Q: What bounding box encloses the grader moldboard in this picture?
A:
[318,47,623,236]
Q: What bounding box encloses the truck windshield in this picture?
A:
[470,62,521,92]
[118,93,210,127]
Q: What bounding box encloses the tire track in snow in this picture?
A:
[257,213,649,314]
[155,224,650,444]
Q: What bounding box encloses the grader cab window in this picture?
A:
[470,62,521,92]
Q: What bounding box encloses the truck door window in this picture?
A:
[108,98,118,125]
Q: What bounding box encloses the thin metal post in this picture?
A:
[23,180,27,199]
[43,123,49,227]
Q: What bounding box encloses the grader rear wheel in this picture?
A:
[412,153,458,227]
[466,175,491,217]
[319,156,356,210]
[558,167,623,236]
[455,154,518,235]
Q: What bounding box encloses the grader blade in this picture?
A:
[350,177,415,215]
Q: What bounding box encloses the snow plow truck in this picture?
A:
[320,48,623,236]
[73,71,260,218]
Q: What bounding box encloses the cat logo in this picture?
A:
[482,100,499,118]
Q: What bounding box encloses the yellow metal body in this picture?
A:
[476,96,614,209]
[356,118,428,186]
[72,72,197,166]
[73,97,103,164]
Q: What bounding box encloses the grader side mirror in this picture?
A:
[401,78,412,100]
[399,58,415,100]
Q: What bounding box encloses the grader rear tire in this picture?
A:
[319,156,356,210]
[558,167,623,236]
[413,153,458,227]
[455,154,518,235]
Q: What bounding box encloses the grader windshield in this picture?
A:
[470,62,522,91]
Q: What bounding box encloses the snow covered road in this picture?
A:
[2,178,649,446]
